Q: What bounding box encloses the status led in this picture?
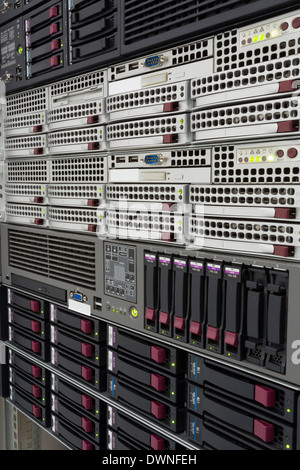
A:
[256,156,261,162]
[272,30,278,37]
[250,157,255,162]
[259,34,265,40]
[253,36,258,42]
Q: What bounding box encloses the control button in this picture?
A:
[281,22,289,30]
[151,373,166,392]
[163,134,178,144]
[145,308,156,321]
[87,199,99,207]
[50,23,59,35]
[287,147,298,158]
[273,245,294,257]
[151,401,165,420]
[34,218,44,226]
[277,149,284,157]
[33,125,43,133]
[31,340,41,353]
[163,102,179,112]
[30,300,40,313]
[88,142,100,150]
[50,56,60,67]
[224,331,238,347]
[206,326,219,342]
[81,366,93,381]
[87,115,99,124]
[82,394,94,411]
[49,6,58,18]
[190,321,202,336]
[88,224,97,232]
[82,439,93,450]
[51,39,60,51]
[159,311,170,325]
[31,320,41,333]
[81,342,93,358]
[174,316,185,331]
[130,307,139,318]
[151,345,166,364]
[292,17,300,29]
[32,404,42,418]
[255,385,276,408]
[32,384,42,398]
[81,319,93,334]
[32,365,41,378]
[151,435,165,451]
[253,419,275,442]
[82,417,93,433]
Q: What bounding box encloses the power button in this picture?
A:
[130,307,139,319]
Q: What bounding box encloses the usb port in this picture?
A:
[94,297,102,311]
[116,156,126,163]
[129,62,139,71]
[129,156,138,163]
[116,65,126,74]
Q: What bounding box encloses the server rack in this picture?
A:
[1,0,300,452]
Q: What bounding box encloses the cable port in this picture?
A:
[14,1,21,8]
[94,297,102,311]
[143,154,164,165]
[143,54,165,68]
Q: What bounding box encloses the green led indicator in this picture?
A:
[171,363,175,367]
[171,392,175,395]
[228,353,231,356]
[260,34,265,40]
[253,36,258,42]
[96,410,99,414]
[18,46,23,54]
[171,420,175,424]
[287,408,291,413]
[286,444,291,449]
[180,119,184,124]
[179,189,183,194]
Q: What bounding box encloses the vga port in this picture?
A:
[144,154,164,165]
[143,54,165,68]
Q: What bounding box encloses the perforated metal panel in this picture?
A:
[50,155,107,183]
[5,135,47,157]
[191,96,300,142]
[6,87,48,117]
[107,114,190,148]
[6,159,49,183]
[5,203,47,225]
[48,184,105,207]
[48,207,99,232]
[47,127,105,154]
[106,183,188,203]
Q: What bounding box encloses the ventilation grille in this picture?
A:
[212,146,300,184]
[48,127,103,146]
[50,70,105,98]
[48,102,102,123]
[190,184,297,206]
[170,39,212,66]
[192,57,300,99]
[5,135,47,150]
[107,115,187,140]
[48,184,103,200]
[6,160,49,183]
[6,88,47,117]
[50,156,107,183]
[8,229,96,289]
[4,113,46,130]
[106,82,188,112]
[6,203,46,218]
[106,183,186,202]
[107,209,182,233]
[215,30,300,72]
[190,215,296,245]
[191,97,299,131]
[171,148,210,166]
[48,207,98,224]
[5,184,46,197]
[123,0,254,45]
